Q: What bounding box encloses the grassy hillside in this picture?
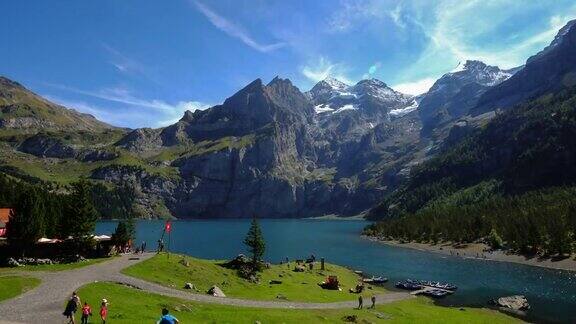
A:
[77,281,520,323]
[123,254,387,303]
[0,77,113,132]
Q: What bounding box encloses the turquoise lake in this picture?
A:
[96,219,576,323]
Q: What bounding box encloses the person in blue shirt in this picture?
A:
[158,308,179,324]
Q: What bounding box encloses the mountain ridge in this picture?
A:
[2,19,576,219]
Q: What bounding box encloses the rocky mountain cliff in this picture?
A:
[2,20,576,219]
[109,76,422,218]
[0,74,422,218]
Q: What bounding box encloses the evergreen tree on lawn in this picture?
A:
[112,217,136,247]
[243,216,265,272]
[63,180,98,246]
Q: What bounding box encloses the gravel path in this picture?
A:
[0,253,412,323]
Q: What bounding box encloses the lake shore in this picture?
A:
[366,237,576,272]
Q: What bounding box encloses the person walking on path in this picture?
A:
[370,295,376,309]
[99,300,108,324]
[158,308,179,324]
[63,292,81,324]
[358,295,363,309]
[80,302,92,324]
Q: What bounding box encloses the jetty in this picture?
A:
[411,286,455,298]
[396,279,457,298]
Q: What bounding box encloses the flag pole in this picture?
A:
[165,220,172,259]
[158,226,166,254]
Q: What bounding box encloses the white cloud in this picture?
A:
[46,84,176,111]
[301,57,354,84]
[327,0,387,33]
[44,95,137,127]
[392,77,436,95]
[193,1,285,53]
[424,1,576,69]
[388,1,576,92]
[157,101,210,127]
[44,84,211,128]
[102,43,144,75]
[362,62,382,79]
[327,0,413,33]
[388,3,406,29]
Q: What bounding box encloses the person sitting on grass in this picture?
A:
[81,302,92,324]
[158,308,179,324]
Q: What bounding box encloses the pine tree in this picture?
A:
[488,228,503,249]
[243,217,265,271]
[112,218,135,246]
[6,188,45,253]
[63,180,98,244]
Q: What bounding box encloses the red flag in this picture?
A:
[165,221,172,233]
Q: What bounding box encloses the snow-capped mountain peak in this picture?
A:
[321,77,350,92]
[440,60,515,88]
[419,59,520,132]
[353,78,412,104]
[307,76,414,119]
[355,78,388,88]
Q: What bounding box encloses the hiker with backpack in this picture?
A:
[63,292,81,324]
[80,302,92,324]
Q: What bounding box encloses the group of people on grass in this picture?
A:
[63,292,107,324]
[63,291,179,324]
[357,295,377,309]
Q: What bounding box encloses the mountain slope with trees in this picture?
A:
[365,88,576,255]
[365,19,576,254]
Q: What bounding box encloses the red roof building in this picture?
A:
[0,208,13,237]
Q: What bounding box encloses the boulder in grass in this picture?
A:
[207,286,226,297]
[493,295,530,310]
[224,254,250,269]
[184,282,194,290]
[7,258,21,267]
[293,265,306,272]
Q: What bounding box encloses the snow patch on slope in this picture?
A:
[390,99,419,117]
[315,104,335,114]
[333,104,358,114]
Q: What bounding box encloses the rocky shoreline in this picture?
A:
[365,236,576,272]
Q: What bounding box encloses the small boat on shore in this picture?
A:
[395,280,422,290]
[418,280,458,291]
[363,276,388,284]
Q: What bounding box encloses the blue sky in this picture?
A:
[1,0,575,128]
